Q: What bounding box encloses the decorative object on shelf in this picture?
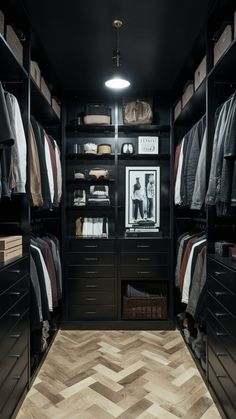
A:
[125,166,160,228]
[74,171,85,180]
[88,168,109,180]
[97,144,112,154]
[123,284,167,319]
[105,20,130,90]
[75,217,109,238]
[138,136,159,154]
[73,189,86,206]
[213,23,233,65]
[123,99,153,125]
[84,142,97,154]
[84,104,111,125]
[121,143,134,155]
[75,217,83,236]
[88,185,110,206]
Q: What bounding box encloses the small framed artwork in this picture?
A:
[125,166,160,228]
[138,136,159,154]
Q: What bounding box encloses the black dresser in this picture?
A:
[0,257,30,419]
[207,255,236,419]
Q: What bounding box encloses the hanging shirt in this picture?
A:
[44,131,54,204]
[31,244,53,311]
[175,138,185,205]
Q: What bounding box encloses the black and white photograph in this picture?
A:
[125,166,160,227]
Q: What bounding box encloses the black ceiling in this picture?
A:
[22,0,214,92]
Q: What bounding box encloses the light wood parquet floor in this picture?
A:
[17,330,221,419]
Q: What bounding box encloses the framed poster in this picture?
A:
[138,136,159,154]
[125,166,160,228]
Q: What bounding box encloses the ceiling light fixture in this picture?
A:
[105,20,130,90]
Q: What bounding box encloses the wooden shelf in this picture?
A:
[208,38,236,81]
[31,78,60,126]
[174,80,206,126]
[0,34,28,80]
[66,153,115,160]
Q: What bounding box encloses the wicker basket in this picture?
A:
[123,295,167,320]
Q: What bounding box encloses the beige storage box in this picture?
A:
[174,100,182,121]
[194,56,207,91]
[214,25,232,65]
[182,82,194,108]
[0,235,22,251]
[0,245,22,262]
[30,61,41,88]
[5,25,23,65]
[84,115,110,125]
[52,98,61,119]
[0,10,4,37]
[40,77,51,104]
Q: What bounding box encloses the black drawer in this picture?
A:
[208,345,236,411]
[208,274,236,316]
[0,258,28,295]
[120,253,168,266]
[0,275,29,318]
[208,309,236,363]
[69,305,115,320]
[68,265,114,278]
[208,292,236,339]
[68,277,114,292]
[69,291,114,305]
[208,258,236,294]
[0,325,28,389]
[120,265,168,279]
[120,239,169,253]
[0,344,28,413]
[67,252,115,265]
[0,364,28,419]
[0,292,29,341]
[66,239,115,253]
[0,309,29,362]
[208,363,235,419]
[208,324,236,385]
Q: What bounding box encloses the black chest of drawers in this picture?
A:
[0,257,30,419]
[207,255,236,419]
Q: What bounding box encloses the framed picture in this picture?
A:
[125,166,160,228]
[138,136,159,154]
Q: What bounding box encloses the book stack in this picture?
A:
[126,220,161,237]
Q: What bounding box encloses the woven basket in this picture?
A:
[123,295,167,320]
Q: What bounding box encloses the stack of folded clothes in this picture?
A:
[87,185,110,206]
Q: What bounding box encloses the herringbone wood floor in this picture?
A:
[17,330,221,419]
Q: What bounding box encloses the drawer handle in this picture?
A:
[9,269,21,274]
[86,298,96,301]
[9,354,21,358]
[215,271,227,277]
[216,352,227,357]
[85,285,97,288]
[10,334,21,339]
[86,271,98,274]
[214,291,229,297]
[9,313,21,318]
[217,374,227,379]
[216,332,227,337]
[137,245,150,248]
[85,245,98,248]
[215,313,228,318]
[137,258,150,261]
[85,258,98,261]
[13,375,21,380]
[6,291,21,297]
[137,271,150,274]
[85,311,96,314]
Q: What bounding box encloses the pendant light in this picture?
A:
[105,20,130,90]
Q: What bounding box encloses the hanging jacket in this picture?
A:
[29,122,43,207]
[0,82,14,145]
[191,127,207,210]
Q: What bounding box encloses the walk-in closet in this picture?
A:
[0,0,235,418]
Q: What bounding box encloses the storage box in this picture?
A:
[194,56,207,91]
[0,235,22,251]
[40,77,51,104]
[51,98,61,119]
[0,10,4,37]
[182,82,194,108]
[174,99,182,121]
[0,245,22,262]
[123,295,167,320]
[84,115,110,125]
[214,24,232,65]
[5,25,23,65]
[30,61,41,88]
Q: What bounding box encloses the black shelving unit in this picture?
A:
[174,80,206,126]
[0,33,28,80]
[30,78,60,125]
[66,153,115,160]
